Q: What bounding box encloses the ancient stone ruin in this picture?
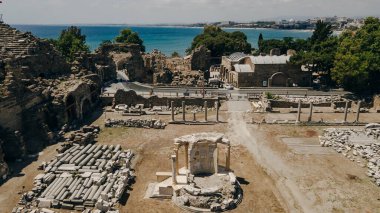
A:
[15,143,135,212]
[0,22,140,181]
[148,133,243,212]
[105,118,166,129]
[319,124,380,186]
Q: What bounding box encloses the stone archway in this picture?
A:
[269,72,287,87]
[65,94,77,122]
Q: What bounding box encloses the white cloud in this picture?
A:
[1,0,379,24]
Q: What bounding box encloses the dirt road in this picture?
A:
[226,101,380,213]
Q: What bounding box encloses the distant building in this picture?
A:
[220,52,311,88]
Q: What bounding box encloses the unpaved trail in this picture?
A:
[226,101,315,213]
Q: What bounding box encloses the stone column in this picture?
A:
[308,103,313,122]
[296,100,302,124]
[182,101,186,121]
[193,112,196,121]
[215,101,219,122]
[171,155,177,185]
[171,101,175,122]
[204,101,208,122]
[355,101,362,123]
[214,146,218,174]
[174,146,179,175]
[226,145,231,171]
[185,143,189,170]
[343,101,349,123]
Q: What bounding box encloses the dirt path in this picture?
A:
[226,100,380,213]
[227,100,311,212]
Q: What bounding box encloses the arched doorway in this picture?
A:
[66,95,77,122]
[270,72,287,87]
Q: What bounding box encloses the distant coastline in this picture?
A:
[11,23,315,33]
[12,25,313,55]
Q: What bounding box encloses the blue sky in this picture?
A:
[1,0,379,24]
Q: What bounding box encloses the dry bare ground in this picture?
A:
[228,100,380,213]
[1,101,380,213]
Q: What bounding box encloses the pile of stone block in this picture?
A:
[65,125,100,145]
[174,173,242,212]
[20,144,134,212]
[281,95,344,104]
[105,118,166,129]
[319,127,380,186]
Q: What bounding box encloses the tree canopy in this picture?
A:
[259,36,310,54]
[331,17,380,94]
[115,29,145,52]
[187,25,252,57]
[54,26,89,62]
[290,21,338,85]
[171,51,180,58]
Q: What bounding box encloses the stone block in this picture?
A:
[158,186,173,196]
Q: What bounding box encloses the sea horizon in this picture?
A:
[11,24,313,56]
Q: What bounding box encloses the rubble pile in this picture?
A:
[174,173,243,212]
[281,95,344,104]
[319,127,380,186]
[63,125,101,145]
[176,105,216,113]
[105,119,166,129]
[17,144,135,212]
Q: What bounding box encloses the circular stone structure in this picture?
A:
[171,133,243,212]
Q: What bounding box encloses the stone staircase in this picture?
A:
[0,23,39,59]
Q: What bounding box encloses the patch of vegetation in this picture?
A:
[187,25,252,57]
[115,29,145,52]
[51,26,90,62]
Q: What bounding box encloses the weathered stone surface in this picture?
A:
[320,127,380,186]
[97,43,147,82]
[113,89,218,108]
[0,23,105,178]
[105,118,166,129]
[190,46,211,71]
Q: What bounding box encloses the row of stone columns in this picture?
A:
[296,100,362,124]
[171,100,220,122]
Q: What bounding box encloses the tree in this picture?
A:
[55,26,89,62]
[331,17,380,94]
[187,25,251,57]
[171,51,180,58]
[258,33,264,52]
[311,20,333,44]
[290,21,338,86]
[259,37,310,54]
[115,29,145,52]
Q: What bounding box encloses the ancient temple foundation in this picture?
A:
[148,133,243,212]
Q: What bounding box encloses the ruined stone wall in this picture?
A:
[95,43,148,82]
[236,72,255,88]
[191,46,211,71]
[0,23,104,177]
[269,100,350,108]
[252,64,311,87]
[113,90,218,108]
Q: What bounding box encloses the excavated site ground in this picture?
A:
[1,101,380,212]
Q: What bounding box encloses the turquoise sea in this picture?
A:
[12,25,312,56]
